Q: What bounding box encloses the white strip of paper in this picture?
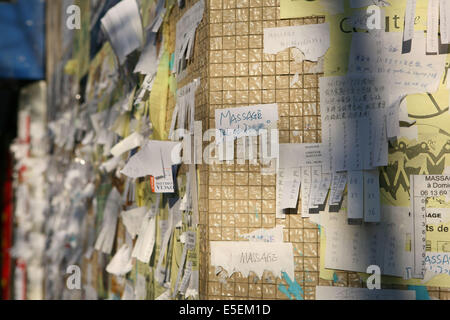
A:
[427,0,439,54]
[363,170,381,222]
[276,167,301,218]
[308,166,322,212]
[329,172,347,206]
[110,132,145,158]
[403,0,417,42]
[264,23,330,62]
[441,0,450,44]
[313,173,332,207]
[301,167,312,217]
[347,171,364,220]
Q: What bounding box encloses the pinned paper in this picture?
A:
[210,241,294,280]
[264,23,330,62]
[427,0,439,54]
[363,170,381,223]
[440,0,450,44]
[279,143,330,172]
[239,226,284,243]
[105,244,133,276]
[110,132,145,158]
[348,31,445,95]
[121,207,147,239]
[99,156,122,173]
[319,75,389,172]
[424,252,450,276]
[134,32,159,75]
[121,140,181,179]
[276,167,301,217]
[94,188,122,254]
[169,79,200,140]
[215,104,278,141]
[329,172,347,211]
[174,0,205,74]
[101,0,143,65]
[131,215,156,264]
[404,0,417,42]
[299,167,312,218]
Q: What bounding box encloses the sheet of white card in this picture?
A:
[210,241,294,280]
[264,23,330,62]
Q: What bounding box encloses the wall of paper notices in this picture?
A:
[8,0,450,300]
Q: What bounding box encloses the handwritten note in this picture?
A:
[120,141,164,179]
[94,188,122,254]
[347,171,364,220]
[264,23,330,62]
[319,76,388,172]
[239,226,284,243]
[425,252,450,276]
[329,172,347,211]
[363,170,381,223]
[210,241,294,279]
[348,31,445,95]
[215,104,278,141]
[323,206,414,277]
[106,244,133,276]
[174,0,205,74]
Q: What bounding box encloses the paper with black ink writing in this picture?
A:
[264,23,330,62]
